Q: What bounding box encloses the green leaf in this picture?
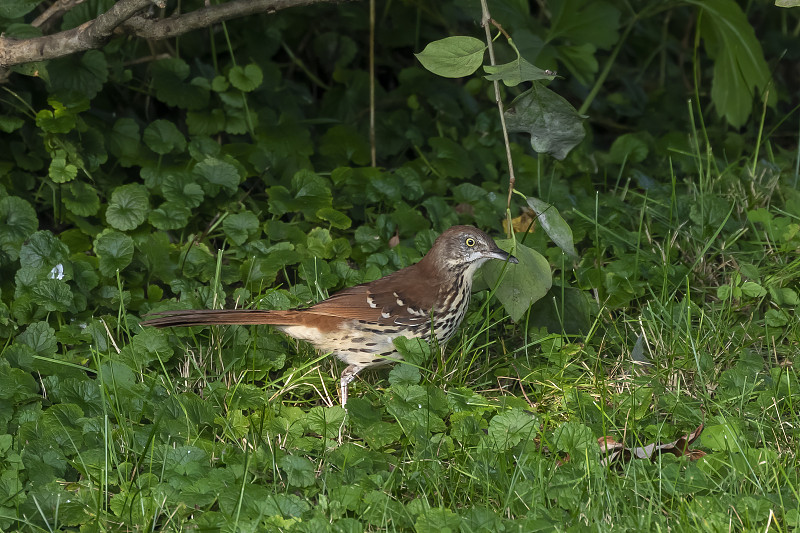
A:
[484,54,555,86]
[63,181,100,216]
[17,321,57,357]
[525,196,578,258]
[150,58,210,110]
[765,309,789,327]
[278,455,316,488]
[608,133,649,164]
[0,196,38,252]
[143,119,186,155]
[149,202,191,230]
[223,211,260,245]
[19,231,70,272]
[486,408,538,450]
[162,173,204,207]
[414,508,462,532]
[505,82,586,160]
[692,0,773,127]
[193,157,241,192]
[106,183,149,231]
[415,36,486,78]
[229,64,263,92]
[94,230,135,277]
[0,360,39,401]
[211,75,230,92]
[552,421,596,456]
[316,207,352,229]
[186,108,226,136]
[701,422,746,451]
[0,0,39,18]
[35,100,75,134]
[32,279,73,312]
[47,50,108,100]
[481,240,551,322]
[557,43,599,85]
[48,150,77,183]
[0,114,25,133]
[388,363,421,387]
[741,281,766,298]
[393,336,432,367]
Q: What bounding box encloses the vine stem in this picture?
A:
[369,0,376,167]
[479,0,516,222]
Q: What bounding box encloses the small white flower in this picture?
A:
[49,264,64,280]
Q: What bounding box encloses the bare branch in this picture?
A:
[0,0,352,69]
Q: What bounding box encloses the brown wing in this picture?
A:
[310,264,441,326]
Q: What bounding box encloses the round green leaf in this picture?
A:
[48,150,78,183]
[223,211,260,245]
[229,64,263,92]
[0,196,38,249]
[17,321,57,357]
[480,240,552,322]
[63,181,100,216]
[106,183,149,231]
[193,157,241,192]
[32,279,73,312]
[94,230,135,277]
[47,49,108,100]
[0,114,25,133]
[608,133,649,164]
[143,119,187,155]
[19,231,70,271]
[149,202,191,230]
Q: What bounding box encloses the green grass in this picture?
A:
[21,158,800,531]
[5,140,799,530]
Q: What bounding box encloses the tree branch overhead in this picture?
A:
[0,0,344,70]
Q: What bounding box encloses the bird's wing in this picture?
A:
[310,269,438,326]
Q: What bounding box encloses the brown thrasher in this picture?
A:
[142,225,517,404]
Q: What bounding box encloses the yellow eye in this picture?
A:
[465,237,476,247]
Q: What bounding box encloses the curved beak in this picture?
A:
[487,246,519,264]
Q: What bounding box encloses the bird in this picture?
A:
[141,225,518,404]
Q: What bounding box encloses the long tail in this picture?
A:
[141,309,299,328]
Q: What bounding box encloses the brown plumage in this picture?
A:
[142,225,517,404]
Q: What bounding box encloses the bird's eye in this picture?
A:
[465,237,476,247]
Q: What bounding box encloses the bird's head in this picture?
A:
[428,225,518,276]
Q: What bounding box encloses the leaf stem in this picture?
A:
[479,0,516,219]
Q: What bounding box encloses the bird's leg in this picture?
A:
[339,364,364,406]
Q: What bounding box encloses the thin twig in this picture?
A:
[479,1,516,216]
[369,0,377,167]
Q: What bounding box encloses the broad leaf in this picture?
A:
[94,230,135,277]
[106,184,149,231]
[415,36,486,78]
[229,64,263,92]
[481,240,551,322]
[691,0,773,127]
[526,196,578,258]
[193,157,241,192]
[505,83,586,160]
[143,119,186,155]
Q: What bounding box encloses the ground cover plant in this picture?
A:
[0,0,799,530]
